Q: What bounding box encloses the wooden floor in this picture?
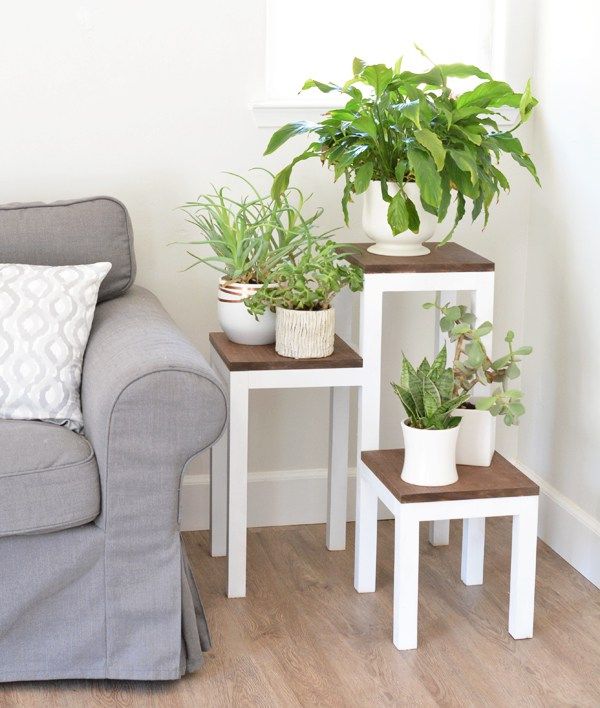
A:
[2,519,599,707]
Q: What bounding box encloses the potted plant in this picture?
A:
[177,172,334,345]
[424,300,533,465]
[264,52,539,257]
[391,346,470,485]
[245,240,363,358]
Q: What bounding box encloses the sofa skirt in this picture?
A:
[0,524,210,681]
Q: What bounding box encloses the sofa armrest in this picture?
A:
[81,285,227,530]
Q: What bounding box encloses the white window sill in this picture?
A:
[251,99,518,131]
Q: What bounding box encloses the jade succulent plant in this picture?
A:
[424,300,533,425]
[391,345,470,430]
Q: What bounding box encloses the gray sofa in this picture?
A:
[0,197,227,681]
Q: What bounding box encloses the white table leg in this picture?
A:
[428,519,450,546]
[327,386,349,551]
[227,371,249,598]
[429,290,456,547]
[461,517,485,585]
[393,510,420,650]
[209,347,228,557]
[354,467,378,593]
[509,496,539,639]
[357,276,383,452]
[210,427,228,557]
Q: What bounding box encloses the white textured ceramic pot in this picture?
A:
[275,306,335,359]
[362,181,438,257]
[455,399,496,467]
[401,419,460,486]
[218,279,276,345]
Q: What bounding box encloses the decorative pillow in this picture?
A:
[0,262,111,432]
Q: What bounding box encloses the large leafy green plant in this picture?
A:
[245,240,363,315]
[391,346,470,429]
[424,300,533,425]
[177,172,334,284]
[266,53,539,243]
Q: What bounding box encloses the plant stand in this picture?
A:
[344,242,496,583]
[357,448,539,650]
[208,332,363,598]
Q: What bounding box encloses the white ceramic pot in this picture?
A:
[455,399,496,467]
[401,419,460,486]
[275,306,335,359]
[218,279,276,345]
[362,181,438,257]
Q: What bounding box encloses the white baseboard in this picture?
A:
[180,467,392,532]
[512,459,600,588]
[181,462,599,590]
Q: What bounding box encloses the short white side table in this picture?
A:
[209,332,363,598]
[344,243,496,575]
[357,448,539,650]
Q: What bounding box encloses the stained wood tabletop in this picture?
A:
[342,242,495,273]
[209,332,363,371]
[361,449,539,503]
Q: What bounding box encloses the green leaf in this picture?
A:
[352,57,366,76]
[407,145,442,208]
[456,81,515,110]
[395,99,421,128]
[414,128,446,171]
[512,152,541,186]
[475,321,493,337]
[449,149,478,185]
[513,345,533,356]
[423,377,442,418]
[475,396,496,411]
[405,196,420,233]
[387,190,409,235]
[271,165,293,198]
[302,79,339,93]
[438,63,492,81]
[361,64,393,96]
[508,402,525,416]
[352,115,378,140]
[505,330,515,343]
[264,121,318,155]
[432,344,447,370]
[394,160,407,184]
[354,162,374,194]
[507,362,520,379]
[439,192,466,246]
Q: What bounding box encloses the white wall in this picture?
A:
[3,1,596,585]
[517,0,600,585]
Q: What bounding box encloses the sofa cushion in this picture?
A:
[0,420,100,537]
[0,197,136,302]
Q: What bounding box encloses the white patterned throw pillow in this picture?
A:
[0,262,111,432]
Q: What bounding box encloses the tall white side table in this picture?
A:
[344,243,496,591]
[209,332,363,598]
[357,448,539,650]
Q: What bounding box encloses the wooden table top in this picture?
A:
[209,332,363,371]
[343,242,494,274]
[361,449,539,503]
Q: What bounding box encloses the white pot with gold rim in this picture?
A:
[362,181,438,257]
[217,278,275,345]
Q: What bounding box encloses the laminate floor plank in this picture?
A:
[1,518,599,707]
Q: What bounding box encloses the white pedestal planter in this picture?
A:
[218,279,275,345]
[455,400,496,467]
[400,420,460,486]
[362,182,438,257]
[275,307,335,359]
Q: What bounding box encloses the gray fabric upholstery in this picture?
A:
[0,228,227,680]
[0,197,135,302]
[0,420,100,537]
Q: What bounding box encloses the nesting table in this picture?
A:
[208,332,363,598]
[357,449,540,650]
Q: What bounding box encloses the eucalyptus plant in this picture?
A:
[424,300,533,425]
[391,346,470,430]
[177,171,335,284]
[244,240,363,315]
[265,51,539,243]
